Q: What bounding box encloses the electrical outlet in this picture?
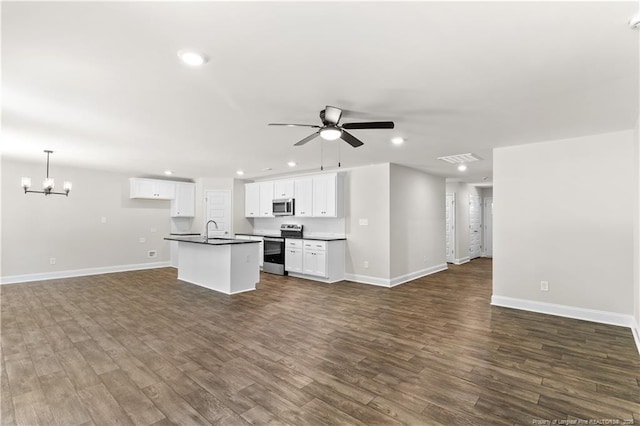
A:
[147,250,157,258]
[363,261,369,268]
[49,258,56,265]
[139,237,146,243]
[540,281,549,291]
[100,217,107,223]
[359,218,369,226]
[423,256,428,262]
[150,227,157,233]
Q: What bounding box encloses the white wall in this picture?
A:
[1,157,172,282]
[344,163,391,283]
[390,164,446,280]
[635,116,640,344]
[445,181,482,262]
[493,130,635,317]
[635,30,640,347]
[233,179,252,235]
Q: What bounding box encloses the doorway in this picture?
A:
[205,190,232,238]
[445,193,456,263]
[469,195,482,259]
[483,197,493,257]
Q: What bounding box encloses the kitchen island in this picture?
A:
[164,236,260,295]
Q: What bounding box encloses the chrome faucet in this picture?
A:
[204,219,218,240]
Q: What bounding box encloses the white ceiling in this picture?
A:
[2,1,638,184]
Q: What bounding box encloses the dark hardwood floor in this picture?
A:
[1,258,639,425]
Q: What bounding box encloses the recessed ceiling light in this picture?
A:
[391,137,404,145]
[458,164,467,172]
[262,167,272,172]
[164,170,173,175]
[287,161,296,167]
[177,50,208,66]
[236,170,244,176]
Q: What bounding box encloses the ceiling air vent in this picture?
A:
[437,153,482,164]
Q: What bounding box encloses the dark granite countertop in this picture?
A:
[164,236,261,245]
[235,233,346,241]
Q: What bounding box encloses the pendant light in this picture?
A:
[22,150,72,196]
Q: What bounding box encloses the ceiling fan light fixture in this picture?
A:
[320,127,342,141]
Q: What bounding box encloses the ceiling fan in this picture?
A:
[269,106,394,148]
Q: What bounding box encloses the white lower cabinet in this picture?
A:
[285,239,303,273]
[302,241,327,277]
[285,239,344,282]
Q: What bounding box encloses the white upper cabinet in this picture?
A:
[259,182,274,217]
[244,172,342,218]
[312,173,338,217]
[244,182,260,217]
[171,182,196,217]
[130,178,176,200]
[294,178,313,217]
[273,180,294,199]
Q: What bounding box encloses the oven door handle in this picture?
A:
[263,237,284,242]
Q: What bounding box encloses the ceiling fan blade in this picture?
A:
[341,121,395,130]
[340,130,364,148]
[294,132,320,146]
[269,123,321,128]
[323,106,343,125]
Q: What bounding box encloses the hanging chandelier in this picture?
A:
[21,150,72,196]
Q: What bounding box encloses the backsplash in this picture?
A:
[253,217,345,237]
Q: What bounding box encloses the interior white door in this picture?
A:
[445,193,455,263]
[483,197,493,257]
[469,195,482,259]
[205,190,231,238]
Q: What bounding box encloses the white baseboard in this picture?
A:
[343,273,391,287]
[286,272,343,284]
[453,257,470,265]
[390,263,448,287]
[1,261,172,285]
[345,263,448,288]
[492,296,639,352]
[632,317,640,355]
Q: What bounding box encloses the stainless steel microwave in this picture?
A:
[272,198,294,216]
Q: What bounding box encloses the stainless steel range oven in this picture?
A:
[262,224,303,275]
[263,236,286,275]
